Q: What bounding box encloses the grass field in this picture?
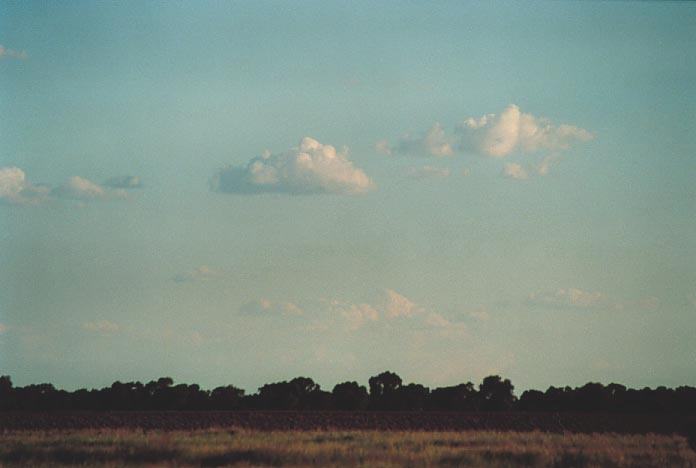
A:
[1,429,695,467]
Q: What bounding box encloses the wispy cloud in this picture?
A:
[377,123,455,158]
[239,298,303,316]
[502,163,529,180]
[173,265,222,283]
[212,137,374,195]
[528,288,604,309]
[103,175,143,189]
[406,165,451,180]
[83,320,120,334]
[0,45,27,60]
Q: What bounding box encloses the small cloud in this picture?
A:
[467,306,490,321]
[502,163,529,180]
[614,296,661,311]
[173,265,222,283]
[406,165,451,179]
[425,312,467,337]
[53,176,111,200]
[103,175,143,189]
[240,298,303,316]
[0,167,50,205]
[0,323,7,334]
[0,45,27,60]
[383,289,420,318]
[536,154,561,176]
[212,137,374,195]
[1,168,138,205]
[329,300,379,330]
[379,123,455,158]
[461,168,471,177]
[528,288,604,309]
[83,320,120,334]
[375,139,392,156]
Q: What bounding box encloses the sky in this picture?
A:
[1,1,695,393]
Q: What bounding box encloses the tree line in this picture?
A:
[1,373,695,413]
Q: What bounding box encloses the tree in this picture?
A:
[332,381,369,410]
[479,375,515,411]
[430,383,478,411]
[368,371,403,410]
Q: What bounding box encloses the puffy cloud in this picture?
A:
[0,45,27,60]
[173,265,222,283]
[0,167,50,205]
[377,105,592,176]
[528,288,604,309]
[83,320,120,334]
[0,167,138,205]
[240,298,303,316]
[406,165,451,179]
[458,104,593,157]
[104,175,143,189]
[212,137,374,195]
[502,163,529,180]
[379,123,455,158]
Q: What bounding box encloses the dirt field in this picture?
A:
[2,411,696,435]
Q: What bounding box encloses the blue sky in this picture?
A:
[1,1,695,392]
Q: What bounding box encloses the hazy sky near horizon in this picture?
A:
[1,1,695,393]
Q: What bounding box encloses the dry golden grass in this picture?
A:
[0,429,694,467]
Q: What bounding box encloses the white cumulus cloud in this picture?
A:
[0,167,50,205]
[212,137,374,195]
[457,104,593,158]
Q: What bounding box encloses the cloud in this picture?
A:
[240,298,303,316]
[53,176,116,200]
[406,165,451,179]
[328,289,467,335]
[501,163,529,180]
[467,306,490,322]
[0,167,138,205]
[328,300,380,330]
[0,45,27,60]
[528,288,604,309]
[212,137,374,195]
[457,104,593,158]
[173,265,222,283]
[377,105,592,177]
[0,323,6,334]
[383,288,421,318]
[378,123,455,158]
[0,167,50,205]
[83,320,120,334]
[103,175,143,189]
